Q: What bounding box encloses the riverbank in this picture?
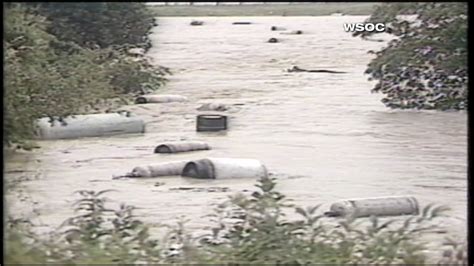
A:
[149,3,379,16]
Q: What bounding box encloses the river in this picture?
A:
[5,16,467,258]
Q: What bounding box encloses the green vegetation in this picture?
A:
[149,3,379,17]
[356,3,467,110]
[29,3,157,50]
[5,178,467,264]
[4,3,168,146]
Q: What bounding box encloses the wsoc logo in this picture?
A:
[343,22,386,32]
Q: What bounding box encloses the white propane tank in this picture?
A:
[135,94,188,104]
[154,141,210,153]
[328,196,420,218]
[34,113,145,140]
[130,161,188,177]
[182,158,268,179]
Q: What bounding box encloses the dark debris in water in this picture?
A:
[89,179,109,183]
[168,187,230,193]
[288,175,307,179]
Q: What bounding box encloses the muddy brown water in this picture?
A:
[5,16,467,258]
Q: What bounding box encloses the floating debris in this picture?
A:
[197,103,229,112]
[196,114,227,132]
[182,158,268,179]
[169,187,230,192]
[154,182,166,187]
[287,65,347,74]
[135,94,188,104]
[280,30,303,35]
[127,48,145,56]
[35,113,145,140]
[190,20,204,26]
[154,141,210,154]
[271,26,286,31]
[325,196,420,218]
[128,161,188,178]
[268,38,279,43]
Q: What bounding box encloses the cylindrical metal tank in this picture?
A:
[135,94,188,104]
[181,158,268,179]
[196,114,227,132]
[327,196,420,218]
[130,161,188,177]
[154,141,210,153]
[34,113,145,140]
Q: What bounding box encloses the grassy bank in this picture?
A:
[149,3,380,17]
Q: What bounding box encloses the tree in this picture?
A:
[27,3,157,51]
[355,3,467,110]
[28,3,167,95]
[4,4,115,144]
[4,3,168,146]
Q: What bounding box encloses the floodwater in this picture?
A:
[5,16,467,257]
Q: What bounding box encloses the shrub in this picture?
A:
[4,3,169,146]
[26,3,157,51]
[192,177,452,264]
[104,48,171,95]
[4,5,115,144]
[5,178,466,265]
[356,3,467,110]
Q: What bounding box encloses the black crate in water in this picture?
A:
[197,114,227,132]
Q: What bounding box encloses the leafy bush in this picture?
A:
[26,3,157,50]
[4,178,467,265]
[5,218,49,264]
[356,3,467,110]
[104,48,171,95]
[4,5,114,144]
[5,190,164,264]
[27,2,169,96]
[191,177,454,264]
[55,190,164,264]
[4,3,168,146]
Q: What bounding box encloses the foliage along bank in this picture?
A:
[4,3,168,146]
[356,3,467,110]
